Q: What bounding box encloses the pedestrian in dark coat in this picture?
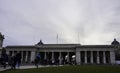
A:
[16,53,21,68]
[11,55,17,69]
[34,54,40,68]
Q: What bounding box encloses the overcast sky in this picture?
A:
[0,0,120,46]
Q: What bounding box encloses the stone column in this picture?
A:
[44,52,47,60]
[21,51,23,63]
[76,51,80,65]
[67,52,69,63]
[91,51,93,64]
[6,51,9,55]
[25,51,28,63]
[59,52,62,65]
[85,51,87,64]
[52,52,54,64]
[110,51,115,64]
[97,51,100,64]
[52,52,54,60]
[30,51,35,63]
[103,51,106,64]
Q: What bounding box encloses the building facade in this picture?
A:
[0,33,120,65]
[0,33,4,56]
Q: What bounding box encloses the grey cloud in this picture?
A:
[0,0,120,46]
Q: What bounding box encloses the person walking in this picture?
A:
[1,53,8,69]
[34,53,40,68]
[11,54,17,69]
[16,53,21,68]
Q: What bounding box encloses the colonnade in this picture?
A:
[38,52,75,65]
[76,51,115,64]
[8,51,32,63]
[6,50,115,65]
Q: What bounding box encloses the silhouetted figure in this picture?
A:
[10,53,22,69]
[1,53,8,69]
[37,40,44,45]
[8,55,12,67]
[34,58,39,68]
[1,48,8,69]
[111,38,120,45]
[0,57,4,67]
[16,53,21,68]
[11,55,17,69]
[34,54,40,68]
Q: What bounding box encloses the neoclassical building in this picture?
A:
[0,33,120,65]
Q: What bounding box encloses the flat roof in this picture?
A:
[77,45,116,48]
[5,44,117,49]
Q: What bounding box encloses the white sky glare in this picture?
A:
[0,0,120,46]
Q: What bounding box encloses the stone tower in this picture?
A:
[0,32,4,49]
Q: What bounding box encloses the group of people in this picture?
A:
[0,52,40,69]
[0,53,21,69]
[0,52,75,69]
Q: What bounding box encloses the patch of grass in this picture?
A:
[1,65,120,73]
